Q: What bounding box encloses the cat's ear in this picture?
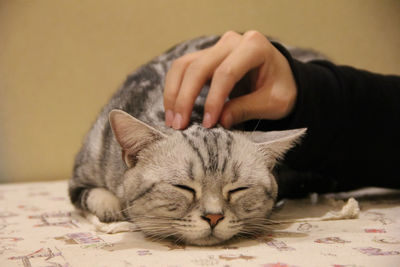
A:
[246,128,306,170]
[109,109,167,168]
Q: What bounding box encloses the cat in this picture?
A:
[69,35,323,246]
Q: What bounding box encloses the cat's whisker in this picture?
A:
[174,234,187,244]
[131,220,192,227]
[144,229,182,242]
[251,119,262,133]
[241,218,283,226]
[235,231,259,238]
[128,214,181,220]
[140,227,175,235]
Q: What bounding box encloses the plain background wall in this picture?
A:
[1,0,399,183]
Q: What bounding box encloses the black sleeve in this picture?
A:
[245,43,400,192]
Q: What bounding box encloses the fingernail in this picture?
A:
[172,113,182,129]
[202,112,212,128]
[165,109,174,127]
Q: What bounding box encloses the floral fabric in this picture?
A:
[0,181,399,267]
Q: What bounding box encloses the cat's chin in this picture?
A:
[185,234,228,246]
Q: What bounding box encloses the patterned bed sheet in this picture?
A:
[0,181,399,267]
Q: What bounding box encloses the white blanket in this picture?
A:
[0,181,399,267]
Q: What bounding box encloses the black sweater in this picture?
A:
[245,43,400,197]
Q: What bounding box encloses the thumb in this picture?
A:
[219,92,265,128]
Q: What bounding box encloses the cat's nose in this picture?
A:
[201,213,224,228]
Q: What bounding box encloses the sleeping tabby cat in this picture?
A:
[69,35,324,245]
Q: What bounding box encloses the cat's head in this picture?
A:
[109,109,305,246]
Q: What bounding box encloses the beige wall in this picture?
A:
[1,0,399,183]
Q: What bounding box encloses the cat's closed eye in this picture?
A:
[173,184,196,198]
[228,186,249,201]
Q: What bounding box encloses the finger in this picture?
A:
[219,90,269,128]
[172,32,241,129]
[163,51,205,126]
[203,31,271,128]
[220,77,296,128]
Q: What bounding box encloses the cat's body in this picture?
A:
[69,35,323,245]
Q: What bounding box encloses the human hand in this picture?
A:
[163,30,298,129]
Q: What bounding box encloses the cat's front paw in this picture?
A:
[85,212,138,234]
[86,188,124,222]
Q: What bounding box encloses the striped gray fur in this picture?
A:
[69,34,320,245]
[181,125,235,176]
